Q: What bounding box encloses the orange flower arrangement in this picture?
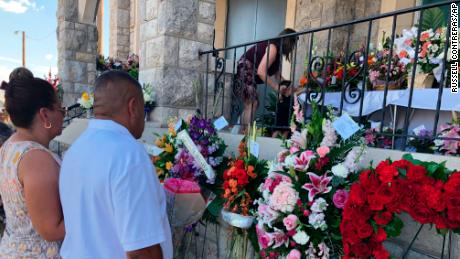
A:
[222,136,267,217]
[223,160,254,215]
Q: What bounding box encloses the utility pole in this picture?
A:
[22,31,25,67]
[14,30,26,67]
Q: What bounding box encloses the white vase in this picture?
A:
[86,109,91,119]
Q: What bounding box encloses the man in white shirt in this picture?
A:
[59,70,172,259]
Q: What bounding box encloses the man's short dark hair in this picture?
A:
[95,70,141,92]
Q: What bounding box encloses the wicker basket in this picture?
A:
[371,79,403,91]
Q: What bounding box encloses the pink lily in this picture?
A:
[290,129,307,150]
[293,94,304,123]
[302,172,332,201]
[256,224,273,249]
[271,229,289,248]
[294,150,315,171]
[442,128,460,154]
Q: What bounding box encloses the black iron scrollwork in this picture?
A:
[212,56,226,118]
[306,50,365,105]
[306,56,327,103]
[342,50,364,104]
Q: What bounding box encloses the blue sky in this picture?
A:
[0,0,57,82]
[0,0,110,83]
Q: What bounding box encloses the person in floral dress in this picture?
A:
[0,76,65,258]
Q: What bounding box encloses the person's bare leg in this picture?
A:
[240,100,258,134]
[282,130,289,139]
[272,131,280,138]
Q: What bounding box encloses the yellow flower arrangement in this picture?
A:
[164,143,173,153]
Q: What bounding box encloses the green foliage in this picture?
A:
[421,7,447,31]
[306,102,324,148]
[402,154,452,181]
[384,216,404,238]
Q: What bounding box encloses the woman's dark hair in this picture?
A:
[9,67,34,81]
[277,28,298,62]
[1,78,57,129]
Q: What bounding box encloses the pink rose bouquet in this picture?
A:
[254,104,366,258]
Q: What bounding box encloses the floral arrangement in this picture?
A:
[341,155,460,258]
[142,83,156,112]
[407,127,435,154]
[96,53,139,80]
[434,122,460,156]
[368,50,406,89]
[254,103,366,258]
[152,118,178,181]
[153,116,227,184]
[221,125,269,258]
[394,27,447,80]
[77,91,94,109]
[153,115,229,226]
[363,126,402,149]
[44,70,63,100]
[301,52,362,93]
[222,137,267,216]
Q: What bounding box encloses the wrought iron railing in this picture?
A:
[63,103,86,128]
[200,0,460,154]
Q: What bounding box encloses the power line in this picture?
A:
[25,31,55,41]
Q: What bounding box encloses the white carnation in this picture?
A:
[311,198,328,213]
[309,213,327,230]
[284,155,297,168]
[292,231,310,245]
[331,163,349,178]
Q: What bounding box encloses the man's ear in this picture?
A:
[127,97,137,117]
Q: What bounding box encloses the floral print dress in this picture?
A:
[0,140,61,258]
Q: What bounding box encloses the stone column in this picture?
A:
[96,0,104,55]
[109,0,131,60]
[57,0,98,106]
[139,0,215,125]
[130,0,140,55]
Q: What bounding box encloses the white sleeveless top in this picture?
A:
[0,139,61,258]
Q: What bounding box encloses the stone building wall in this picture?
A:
[138,0,216,125]
[129,0,140,55]
[57,0,98,106]
[109,0,131,60]
[293,0,382,80]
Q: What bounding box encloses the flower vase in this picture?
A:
[86,109,91,119]
[144,107,152,122]
[221,209,254,229]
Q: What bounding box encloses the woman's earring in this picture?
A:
[44,122,52,129]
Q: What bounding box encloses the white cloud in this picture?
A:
[45,54,53,61]
[0,65,12,83]
[0,56,21,65]
[0,0,39,14]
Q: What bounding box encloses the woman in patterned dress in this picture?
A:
[235,28,298,133]
[0,77,65,258]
